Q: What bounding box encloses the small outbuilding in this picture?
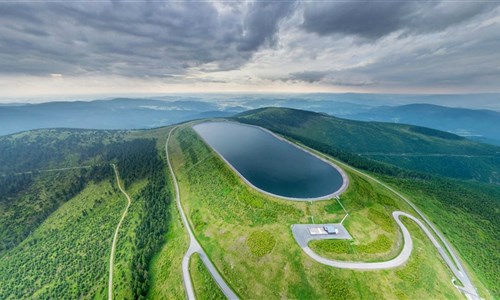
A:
[323,225,339,234]
[309,227,327,235]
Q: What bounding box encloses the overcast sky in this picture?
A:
[1,0,499,101]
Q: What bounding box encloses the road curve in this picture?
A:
[165,127,239,300]
[109,164,132,300]
[298,145,480,300]
[299,211,444,269]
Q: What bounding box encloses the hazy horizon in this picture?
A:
[1,92,499,112]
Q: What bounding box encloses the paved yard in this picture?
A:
[291,223,352,248]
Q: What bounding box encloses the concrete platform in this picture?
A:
[291,223,352,247]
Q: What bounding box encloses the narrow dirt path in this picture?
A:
[108,164,131,300]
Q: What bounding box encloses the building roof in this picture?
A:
[324,225,337,233]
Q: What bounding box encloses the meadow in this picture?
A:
[190,253,226,300]
[236,107,498,298]
[169,124,463,299]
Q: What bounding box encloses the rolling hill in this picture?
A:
[348,103,500,145]
[0,127,175,299]
[236,107,500,296]
[1,106,498,298]
[236,107,500,183]
[0,98,235,136]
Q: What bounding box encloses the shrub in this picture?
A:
[246,230,276,257]
[310,240,350,254]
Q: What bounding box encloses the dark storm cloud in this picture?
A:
[237,1,297,51]
[285,71,374,87]
[0,1,295,77]
[1,0,499,93]
[302,1,498,39]
[289,71,328,83]
[321,24,500,90]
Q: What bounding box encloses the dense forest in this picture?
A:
[105,138,172,298]
[0,129,126,174]
[0,128,172,299]
[0,166,111,255]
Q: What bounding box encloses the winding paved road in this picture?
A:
[166,123,480,300]
[166,127,239,300]
[297,146,480,300]
[109,164,132,300]
[298,211,450,269]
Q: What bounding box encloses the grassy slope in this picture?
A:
[170,124,462,299]
[382,177,499,298]
[190,253,226,300]
[0,180,123,299]
[235,107,500,183]
[236,107,499,297]
[147,201,187,299]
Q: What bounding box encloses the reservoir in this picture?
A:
[193,122,347,200]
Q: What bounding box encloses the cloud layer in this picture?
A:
[0,0,499,98]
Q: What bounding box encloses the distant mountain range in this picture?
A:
[347,104,500,145]
[0,98,237,136]
[2,97,499,146]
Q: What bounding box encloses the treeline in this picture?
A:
[255,125,432,180]
[105,139,171,299]
[0,165,113,255]
[0,129,125,174]
[408,126,463,140]
[105,139,160,188]
[131,164,170,299]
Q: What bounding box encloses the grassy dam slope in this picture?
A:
[236,107,499,298]
[168,123,466,299]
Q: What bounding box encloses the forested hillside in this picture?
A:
[236,107,500,183]
[0,128,173,299]
[235,107,500,296]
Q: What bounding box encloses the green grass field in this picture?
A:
[190,253,226,300]
[236,107,498,298]
[147,193,188,299]
[169,124,463,299]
